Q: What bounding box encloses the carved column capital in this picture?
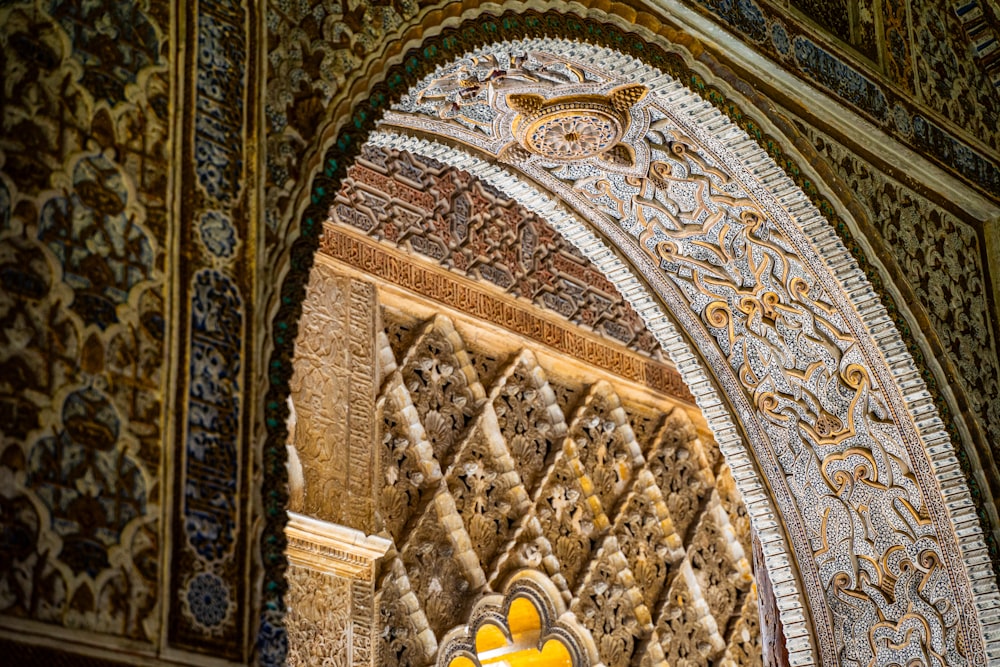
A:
[285,511,391,580]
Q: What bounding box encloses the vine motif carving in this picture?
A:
[398,318,485,465]
[377,555,437,667]
[612,478,679,612]
[379,37,990,666]
[289,263,379,527]
[285,568,351,667]
[492,353,566,493]
[378,377,436,544]
[804,127,1000,501]
[571,548,645,667]
[653,572,723,665]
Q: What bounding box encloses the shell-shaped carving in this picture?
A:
[608,84,649,115]
[507,93,546,115]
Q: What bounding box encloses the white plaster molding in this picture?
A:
[285,511,392,580]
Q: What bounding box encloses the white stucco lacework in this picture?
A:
[367,37,1000,667]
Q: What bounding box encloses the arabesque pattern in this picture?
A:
[376,38,999,666]
[330,146,665,359]
[0,0,167,644]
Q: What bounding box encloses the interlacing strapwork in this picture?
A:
[374,307,759,667]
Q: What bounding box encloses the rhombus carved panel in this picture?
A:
[368,302,757,667]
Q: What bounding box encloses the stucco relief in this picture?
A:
[285,568,351,667]
[374,38,1000,666]
[289,262,378,528]
[365,293,756,667]
[803,127,1000,482]
[910,0,1000,153]
[329,145,668,360]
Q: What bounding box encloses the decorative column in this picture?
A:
[284,512,391,666]
[282,260,383,664]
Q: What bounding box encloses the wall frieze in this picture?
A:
[318,224,694,403]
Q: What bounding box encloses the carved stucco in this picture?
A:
[0,0,996,663]
[371,302,757,667]
[285,568,351,667]
[0,0,168,648]
[330,145,667,361]
[372,37,1000,666]
[286,253,759,666]
[282,514,390,666]
[800,125,1000,489]
[288,264,378,531]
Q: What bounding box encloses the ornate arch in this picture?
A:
[261,7,1000,667]
[437,570,599,667]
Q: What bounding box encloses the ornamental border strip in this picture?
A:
[256,8,1000,662]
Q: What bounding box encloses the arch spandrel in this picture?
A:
[363,38,1000,666]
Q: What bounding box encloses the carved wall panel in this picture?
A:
[0,0,168,648]
[283,513,390,667]
[0,0,261,660]
[318,224,692,400]
[910,0,1000,154]
[330,146,667,360]
[2,0,996,663]
[801,126,1000,495]
[283,257,760,666]
[289,262,378,529]
[682,0,1000,197]
[263,2,1000,277]
[285,568,351,667]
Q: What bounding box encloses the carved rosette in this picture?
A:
[507,85,648,168]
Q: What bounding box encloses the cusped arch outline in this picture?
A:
[437,570,599,667]
[261,11,1000,667]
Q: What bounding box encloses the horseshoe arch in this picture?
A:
[269,13,1000,667]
